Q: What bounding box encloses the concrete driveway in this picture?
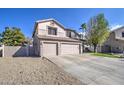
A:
[47,54,124,85]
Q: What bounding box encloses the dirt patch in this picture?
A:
[0,58,81,85]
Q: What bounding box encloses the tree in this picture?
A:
[1,27,25,46]
[86,14,110,52]
[80,23,87,52]
[80,23,87,38]
[24,37,33,45]
[80,23,87,32]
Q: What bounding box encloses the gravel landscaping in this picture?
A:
[0,57,81,85]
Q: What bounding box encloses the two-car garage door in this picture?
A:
[61,43,79,55]
[42,42,80,57]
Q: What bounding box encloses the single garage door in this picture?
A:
[61,43,79,55]
[43,43,57,57]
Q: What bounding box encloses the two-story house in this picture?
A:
[32,18,82,57]
[102,26,124,53]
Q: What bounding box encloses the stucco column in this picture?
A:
[40,41,43,57]
[80,43,83,54]
[58,42,61,55]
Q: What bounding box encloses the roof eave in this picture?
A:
[111,26,124,32]
[36,18,65,29]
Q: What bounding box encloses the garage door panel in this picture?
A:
[43,43,57,57]
[61,44,79,55]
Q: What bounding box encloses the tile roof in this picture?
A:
[37,35,81,42]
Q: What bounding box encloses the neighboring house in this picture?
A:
[101,26,124,53]
[33,18,82,57]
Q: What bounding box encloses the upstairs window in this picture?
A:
[122,32,124,37]
[66,31,71,37]
[48,26,57,35]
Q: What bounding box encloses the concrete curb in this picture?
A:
[42,57,58,66]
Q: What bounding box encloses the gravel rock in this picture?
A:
[0,58,81,85]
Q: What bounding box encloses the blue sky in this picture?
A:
[0,8,124,37]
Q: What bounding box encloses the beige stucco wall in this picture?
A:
[37,21,66,37]
[4,46,28,57]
